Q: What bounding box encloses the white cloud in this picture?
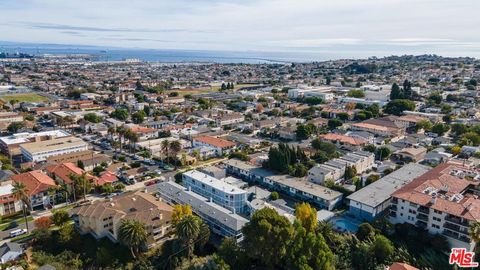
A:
[0,0,479,57]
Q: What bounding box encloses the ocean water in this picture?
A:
[0,42,337,63]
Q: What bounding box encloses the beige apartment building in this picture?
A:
[20,136,88,162]
[70,191,174,248]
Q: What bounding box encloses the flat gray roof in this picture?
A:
[347,163,430,208]
[267,174,342,201]
[157,181,248,231]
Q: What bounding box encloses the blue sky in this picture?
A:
[1,0,480,57]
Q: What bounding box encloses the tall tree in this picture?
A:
[12,182,30,232]
[384,99,415,116]
[70,173,91,201]
[161,140,171,164]
[169,140,182,166]
[116,126,126,153]
[176,215,201,258]
[118,219,148,258]
[403,79,413,99]
[286,222,335,270]
[242,207,294,267]
[390,82,402,100]
[295,202,317,233]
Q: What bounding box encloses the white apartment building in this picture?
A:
[157,181,248,242]
[0,130,70,156]
[192,136,236,156]
[347,163,430,221]
[20,136,89,162]
[390,163,480,251]
[216,113,245,126]
[0,184,22,216]
[182,170,248,214]
[287,87,335,101]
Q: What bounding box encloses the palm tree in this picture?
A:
[12,182,30,232]
[161,140,170,164]
[60,183,71,204]
[70,173,90,202]
[169,140,182,167]
[176,215,201,258]
[196,221,210,251]
[118,219,148,258]
[107,126,116,141]
[129,132,139,154]
[47,187,58,208]
[116,126,126,153]
[317,220,335,246]
[123,129,138,154]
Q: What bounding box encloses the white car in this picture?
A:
[10,228,27,238]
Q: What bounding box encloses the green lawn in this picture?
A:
[1,93,49,103]
[0,215,34,230]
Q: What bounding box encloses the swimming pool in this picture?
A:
[331,216,361,233]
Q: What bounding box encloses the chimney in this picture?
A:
[209,197,213,202]
[160,213,163,220]
[430,197,436,205]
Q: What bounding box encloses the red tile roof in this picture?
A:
[320,133,367,146]
[389,262,419,270]
[46,162,85,185]
[194,136,236,148]
[128,125,157,134]
[351,122,399,133]
[11,170,57,196]
[96,171,119,186]
[393,163,480,221]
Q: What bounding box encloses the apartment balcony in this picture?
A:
[415,220,428,229]
[416,213,429,221]
[389,210,397,218]
[443,229,471,243]
[445,216,469,227]
[417,206,430,214]
[443,222,470,235]
[390,205,397,211]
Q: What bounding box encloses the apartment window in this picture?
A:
[432,224,440,229]
[433,217,441,222]
[433,210,442,214]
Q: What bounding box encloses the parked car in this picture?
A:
[10,228,27,238]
